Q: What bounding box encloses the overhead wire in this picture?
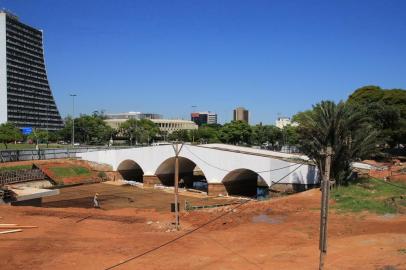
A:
[269,163,305,188]
[104,199,250,270]
[103,161,307,270]
[104,145,406,270]
[183,145,307,174]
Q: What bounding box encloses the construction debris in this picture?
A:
[0,220,38,235]
[0,229,23,234]
[0,225,37,229]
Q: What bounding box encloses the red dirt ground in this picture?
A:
[1,188,405,270]
[364,159,406,183]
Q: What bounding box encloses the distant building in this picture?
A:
[233,107,249,123]
[0,10,63,130]
[191,111,217,126]
[104,112,197,134]
[275,116,298,129]
[105,112,162,120]
[151,119,198,133]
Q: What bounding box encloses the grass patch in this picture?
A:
[49,166,91,178]
[0,165,32,172]
[331,178,406,214]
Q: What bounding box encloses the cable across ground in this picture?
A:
[103,163,305,270]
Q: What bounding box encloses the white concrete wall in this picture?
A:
[0,13,7,124]
[77,144,319,187]
[352,162,373,170]
[200,144,310,161]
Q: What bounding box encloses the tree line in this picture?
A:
[0,86,405,178]
[294,85,405,186]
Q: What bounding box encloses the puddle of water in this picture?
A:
[252,214,284,224]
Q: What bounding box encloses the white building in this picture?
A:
[275,117,298,129]
[151,119,198,133]
[104,113,197,134]
[105,112,162,120]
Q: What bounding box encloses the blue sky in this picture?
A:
[1,0,405,124]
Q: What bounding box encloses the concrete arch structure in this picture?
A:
[77,144,319,195]
[116,159,144,182]
[154,156,205,187]
[222,168,268,197]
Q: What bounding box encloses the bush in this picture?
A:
[331,178,406,214]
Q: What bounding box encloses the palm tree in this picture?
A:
[295,101,379,185]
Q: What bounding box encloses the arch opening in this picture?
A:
[117,160,144,182]
[155,157,207,192]
[222,169,269,199]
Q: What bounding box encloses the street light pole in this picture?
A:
[135,118,138,146]
[191,105,197,144]
[70,94,77,147]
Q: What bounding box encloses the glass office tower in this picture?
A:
[0,10,63,130]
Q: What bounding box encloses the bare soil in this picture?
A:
[42,183,237,211]
[364,159,406,183]
[1,186,405,270]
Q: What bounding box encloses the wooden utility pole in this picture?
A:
[319,146,332,270]
[172,142,184,230]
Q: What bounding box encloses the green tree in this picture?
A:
[189,129,200,143]
[347,86,406,147]
[0,122,23,149]
[77,115,114,145]
[28,129,50,146]
[58,117,73,143]
[158,130,169,142]
[168,129,190,142]
[59,115,113,145]
[251,124,282,147]
[119,118,159,145]
[137,119,160,144]
[219,121,252,145]
[197,124,221,143]
[281,125,299,146]
[47,131,60,143]
[295,100,379,185]
[347,85,384,104]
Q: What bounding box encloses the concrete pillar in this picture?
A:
[207,183,227,196]
[106,171,123,181]
[143,175,161,187]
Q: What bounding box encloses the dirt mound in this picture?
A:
[37,161,98,185]
[0,159,108,185]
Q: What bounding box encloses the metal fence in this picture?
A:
[0,168,46,185]
[0,146,133,163]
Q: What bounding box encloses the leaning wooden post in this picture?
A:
[319,146,332,270]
